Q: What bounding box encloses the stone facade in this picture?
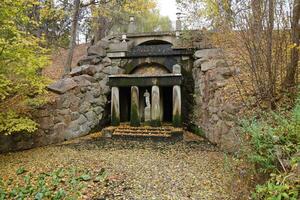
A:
[0,30,241,153]
[192,49,241,152]
[0,56,120,153]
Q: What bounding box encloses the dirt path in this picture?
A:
[0,133,247,199]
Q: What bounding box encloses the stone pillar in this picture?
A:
[172,85,182,127]
[111,87,120,126]
[130,86,140,126]
[151,85,161,126]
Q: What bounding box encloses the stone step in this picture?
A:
[102,125,183,141]
[114,129,170,134]
[113,125,174,138]
[115,127,172,131]
[113,132,172,138]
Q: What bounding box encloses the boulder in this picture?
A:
[201,59,226,72]
[47,78,77,94]
[70,65,97,77]
[87,40,109,56]
[73,75,92,87]
[102,57,112,66]
[87,47,104,56]
[77,55,102,66]
[53,123,66,134]
[193,59,205,68]
[194,49,223,60]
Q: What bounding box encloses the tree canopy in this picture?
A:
[0,0,50,134]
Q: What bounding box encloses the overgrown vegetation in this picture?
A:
[241,92,300,199]
[0,166,108,200]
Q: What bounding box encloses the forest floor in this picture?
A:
[0,132,252,200]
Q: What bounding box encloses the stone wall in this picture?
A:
[0,56,119,153]
[192,49,241,152]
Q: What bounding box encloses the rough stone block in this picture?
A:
[71,112,80,121]
[70,97,80,112]
[47,78,77,94]
[79,102,90,113]
[201,60,219,72]
[53,123,66,134]
[85,111,97,122]
[94,106,103,114]
[39,116,54,130]
[87,45,107,57]
[77,55,102,66]
[73,75,92,87]
[194,49,223,60]
[57,109,70,116]
[70,65,97,77]
[102,57,112,66]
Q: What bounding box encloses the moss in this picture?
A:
[111,108,120,126]
[172,112,182,127]
[151,120,161,127]
[130,104,140,126]
[190,124,205,137]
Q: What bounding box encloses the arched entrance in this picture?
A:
[108,63,182,127]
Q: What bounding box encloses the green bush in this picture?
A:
[241,92,300,199]
[252,171,299,200]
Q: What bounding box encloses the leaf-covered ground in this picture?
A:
[0,132,250,199]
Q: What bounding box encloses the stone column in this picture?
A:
[172,85,182,127]
[151,85,161,126]
[111,87,120,126]
[130,86,140,126]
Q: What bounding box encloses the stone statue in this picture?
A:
[144,90,151,122]
[144,90,150,107]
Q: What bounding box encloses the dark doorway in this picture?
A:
[161,87,173,122]
[119,87,131,122]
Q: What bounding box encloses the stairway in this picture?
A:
[102,124,183,140]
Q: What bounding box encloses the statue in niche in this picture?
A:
[144,90,150,107]
[144,90,151,122]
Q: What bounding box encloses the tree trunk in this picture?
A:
[64,0,80,77]
[284,0,300,88]
[266,0,275,107]
[94,16,110,42]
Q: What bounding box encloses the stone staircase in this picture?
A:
[102,124,183,140]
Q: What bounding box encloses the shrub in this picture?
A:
[242,92,300,199]
[252,170,299,200]
[0,0,49,135]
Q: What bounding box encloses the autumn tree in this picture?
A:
[64,0,81,76]
[0,0,49,134]
[178,0,299,108]
[89,0,171,42]
[284,0,300,88]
